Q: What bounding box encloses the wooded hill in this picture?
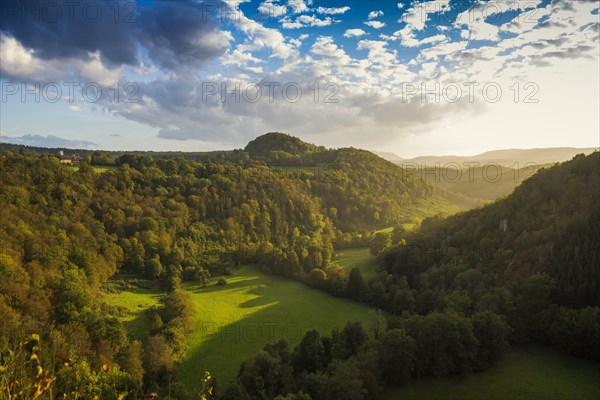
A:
[0,133,477,398]
[379,152,600,356]
[223,152,600,400]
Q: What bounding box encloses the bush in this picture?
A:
[217,278,228,286]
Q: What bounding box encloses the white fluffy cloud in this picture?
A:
[368,10,384,20]
[316,6,350,15]
[258,1,288,17]
[397,0,451,47]
[281,14,336,29]
[364,20,386,29]
[287,0,309,14]
[344,29,367,38]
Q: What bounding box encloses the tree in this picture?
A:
[293,330,325,373]
[326,358,367,400]
[379,329,416,385]
[368,309,387,339]
[144,334,174,384]
[335,321,368,359]
[238,350,283,399]
[119,339,144,384]
[146,255,163,281]
[195,268,211,287]
[298,370,328,400]
[56,267,92,324]
[472,311,510,369]
[308,268,327,289]
[162,289,196,333]
[347,268,368,301]
[370,232,392,256]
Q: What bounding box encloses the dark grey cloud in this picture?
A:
[1,134,98,149]
[139,2,231,70]
[0,0,228,70]
[541,45,596,59]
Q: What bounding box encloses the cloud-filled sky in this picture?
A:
[0,0,598,156]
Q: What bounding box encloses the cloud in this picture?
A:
[68,105,82,112]
[0,0,231,72]
[221,48,263,67]
[258,1,288,18]
[0,35,45,80]
[287,0,309,14]
[344,29,367,38]
[2,0,597,153]
[281,15,336,29]
[1,134,98,149]
[368,10,384,20]
[357,40,399,66]
[316,6,350,15]
[0,34,122,85]
[364,21,386,29]
[396,0,451,47]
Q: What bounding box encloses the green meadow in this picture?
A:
[383,344,600,400]
[104,255,600,399]
[104,264,372,392]
[102,279,163,339]
[332,247,381,280]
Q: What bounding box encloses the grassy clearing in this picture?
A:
[178,265,372,391]
[332,247,381,280]
[375,223,417,234]
[102,279,163,339]
[104,265,372,392]
[383,344,600,400]
[92,165,118,173]
[65,165,118,173]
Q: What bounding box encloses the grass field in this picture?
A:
[332,247,381,280]
[104,264,600,399]
[375,223,417,234]
[92,165,118,173]
[102,279,163,339]
[66,165,118,173]
[104,265,372,393]
[178,265,371,391]
[383,343,600,400]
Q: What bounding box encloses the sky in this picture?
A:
[0,0,598,157]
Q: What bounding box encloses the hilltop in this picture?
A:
[244,132,326,161]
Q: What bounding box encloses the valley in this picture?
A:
[1,135,598,400]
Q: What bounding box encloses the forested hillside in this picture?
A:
[379,152,600,354]
[226,152,600,400]
[1,138,595,399]
[0,134,471,398]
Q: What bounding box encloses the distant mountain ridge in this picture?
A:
[395,147,598,167]
[373,151,404,162]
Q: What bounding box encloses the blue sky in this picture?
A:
[0,0,598,156]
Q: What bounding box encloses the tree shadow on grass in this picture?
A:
[186,275,261,294]
[238,293,276,309]
[178,267,373,394]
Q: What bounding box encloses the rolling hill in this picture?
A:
[397,147,598,168]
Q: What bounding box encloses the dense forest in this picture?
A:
[217,152,600,399]
[0,136,597,399]
[0,134,476,398]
